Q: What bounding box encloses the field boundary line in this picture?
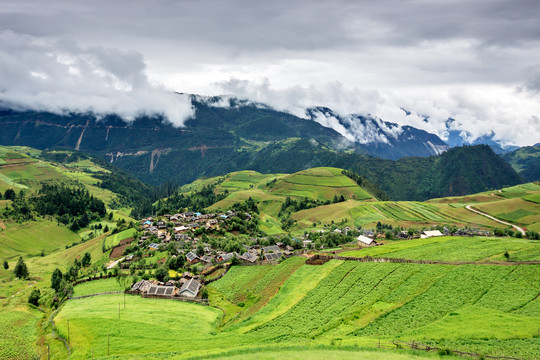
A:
[69,291,123,300]
[306,254,540,266]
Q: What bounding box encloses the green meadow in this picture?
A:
[340,236,540,262]
[52,257,540,359]
[104,228,137,249]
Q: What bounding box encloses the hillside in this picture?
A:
[157,167,537,235]
[0,106,524,200]
[503,144,540,181]
[0,146,145,261]
[45,251,540,359]
[162,167,378,234]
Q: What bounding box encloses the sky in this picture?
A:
[1,0,539,146]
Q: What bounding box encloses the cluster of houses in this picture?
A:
[182,242,296,265]
[139,210,244,243]
[129,273,202,299]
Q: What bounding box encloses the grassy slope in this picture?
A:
[0,219,80,261]
[71,277,125,297]
[55,258,540,359]
[340,236,540,262]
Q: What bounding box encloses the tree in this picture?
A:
[14,257,29,279]
[51,268,63,292]
[28,289,40,306]
[2,260,8,270]
[4,188,16,201]
[154,266,168,282]
[81,252,91,267]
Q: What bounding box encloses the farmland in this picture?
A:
[0,219,80,261]
[72,277,126,297]
[340,236,540,262]
[52,258,540,359]
[104,228,137,249]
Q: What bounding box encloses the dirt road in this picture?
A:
[465,205,525,235]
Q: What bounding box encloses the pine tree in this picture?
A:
[14,257,29,279]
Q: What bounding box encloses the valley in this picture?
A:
[0,145,539,359]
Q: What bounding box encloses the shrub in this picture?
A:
[28,289,40,306]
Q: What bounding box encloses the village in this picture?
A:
[104,209,495,302]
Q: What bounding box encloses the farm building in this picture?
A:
[217,252,238,262]
[130,280,153,294]
[148,243,160,251]
[421,230,443,238]
[186,251,200,264]
[146,285,176,298]
[264,252,282,261]
[262,245,281,253]
[241,252,258,263]
[179,278,201,298]
[357,235,376,247]
[200,255,214,264]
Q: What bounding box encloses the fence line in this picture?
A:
[306,254,540,266]
[382,340,524,360]
[69,291,123,300]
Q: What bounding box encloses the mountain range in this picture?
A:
[0,95,536,200]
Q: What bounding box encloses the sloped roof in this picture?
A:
[422,230,443,237]
[186,251,199,262]
[179,278,201,296]
[357,235,374,245]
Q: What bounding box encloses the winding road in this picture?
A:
[465,205,525,235]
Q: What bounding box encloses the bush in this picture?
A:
[28,289,40,306]
[437,349,454,356]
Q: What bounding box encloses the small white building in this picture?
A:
[421,230,443,238]
[357,235,375,247]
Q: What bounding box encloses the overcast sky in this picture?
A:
[1,0,539,145]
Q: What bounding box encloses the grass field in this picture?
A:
[45,249,540,360]
[72,278,126,297]
[340,236,540,262]
[0,219,80,261]
[474,198,540,231]
[104,228,137,249]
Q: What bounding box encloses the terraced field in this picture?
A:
[340,236,540,262]
[56,256,540,359]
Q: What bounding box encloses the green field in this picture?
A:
[0,219,80,261]
[340,236,540,262]
[0,308,41,360]
[104,228,137,249]
[54,259,540,359]
[72,278,126,297]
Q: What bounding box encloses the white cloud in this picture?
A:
[0,31,194,126]
[215,79,540,146]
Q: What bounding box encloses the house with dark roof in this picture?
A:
[186,251,200,264]
[217,252,237,263]
[241,252,258,263]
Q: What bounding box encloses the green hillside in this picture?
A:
[171,167,377,234]
[48,254,540,359]
[503,144,540,181]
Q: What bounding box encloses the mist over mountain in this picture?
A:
[0,95,524,200]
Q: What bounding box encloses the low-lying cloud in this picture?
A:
[215,78,540,147]
[0,31,194,126]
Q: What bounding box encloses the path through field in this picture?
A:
[465,205,525,235]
